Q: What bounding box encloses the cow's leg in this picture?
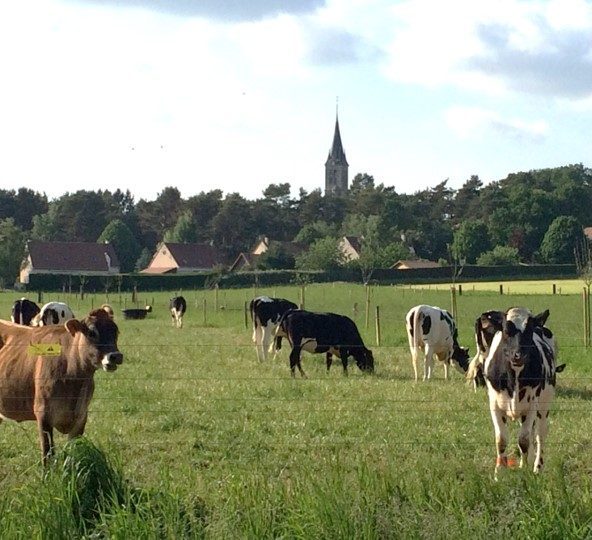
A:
[326,352,333,372]
[411,347,419,382]
[178,313,183,329]
[261,325,272,361]
[423,345,435,381]
[254,324,263,361]
[289,346,306,378]
[489,403,509,480]
[442,359,449,381]
[171,310,176,327]
[534,390,553,473]
[340,349,349,376]
[37,414,54,466]
[518,409,536,469]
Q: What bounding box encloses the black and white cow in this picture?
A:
[170,296,187,328]
[249,296,298,361]
[275,309,374,377]
[466,309,563,390]
[483,307,561,478]
[11,298,40,325]
[31,301,75,326]
[405,305,470,382]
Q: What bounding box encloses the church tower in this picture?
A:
[325,112,349,196]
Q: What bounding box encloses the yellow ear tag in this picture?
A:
[28,343,62,356]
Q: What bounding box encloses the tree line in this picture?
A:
[0,163,589,285]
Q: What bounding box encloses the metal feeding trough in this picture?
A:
[121,306,152,320]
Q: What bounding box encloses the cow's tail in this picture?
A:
[409,307,423,369]
[269,309,293,355]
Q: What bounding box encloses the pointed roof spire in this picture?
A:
[327,100,348,165]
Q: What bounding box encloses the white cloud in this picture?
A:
[444,106,548,141]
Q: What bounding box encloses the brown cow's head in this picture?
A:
[66,309,123,372]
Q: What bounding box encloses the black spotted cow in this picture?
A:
[483,307,561,478]
[249,296,298,361]
[405,305,470,382]
[466,309,563,390]
[275,309,374,377]
[31,302,75,327]
[11,298,41,326]
[170,296,187,328]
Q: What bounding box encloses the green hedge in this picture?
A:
[24,264,578,292]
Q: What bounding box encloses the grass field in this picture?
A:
[0,283,592,538]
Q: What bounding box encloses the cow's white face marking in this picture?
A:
[506,308,530,332]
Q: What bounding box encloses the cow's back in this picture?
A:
[284,311,364,347]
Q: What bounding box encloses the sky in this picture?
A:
[1,0,592,202]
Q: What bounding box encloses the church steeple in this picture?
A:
[325,108,349,196]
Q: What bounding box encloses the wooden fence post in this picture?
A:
[203,299,207,326]
[584,287,590,347]
[365,285,371,330]
[299,285,306,309]
[375,306,381,347]
[450,285,457,319]
[499,284,504,295]
[244,301,249,330]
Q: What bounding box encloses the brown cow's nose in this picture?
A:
[108,352,123,365]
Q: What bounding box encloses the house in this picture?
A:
[339,236,363,261]
[228,252,261,272]
[141,242,222,274]
[19,240,120,284]
[251,237,306,258]
[391,259,440,270]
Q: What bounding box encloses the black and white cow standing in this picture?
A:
[31,301,75,326]
[405,305,470,382]
[274,309,374,377]
[483,307,560,478]
[11,298,40,325]
[249,296,298,361]
[170,296,187,328]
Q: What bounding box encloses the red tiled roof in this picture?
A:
[27,240,120,272]
[164,242,222,269]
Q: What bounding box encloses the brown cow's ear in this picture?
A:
[65,319,85,336]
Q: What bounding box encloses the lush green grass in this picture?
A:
[0,284,591,538]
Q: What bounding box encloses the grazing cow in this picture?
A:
[169,296,187,328]
[466,309,563,390]
[250,296,298,361]
[0,309,123,465]
[11,298,40,326]
[483,308,560,478]
[31,302,75,327]
[405,305,470,382]
[275,309,374,377]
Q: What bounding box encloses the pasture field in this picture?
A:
[0,284,592,538]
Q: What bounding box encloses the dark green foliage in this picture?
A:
[540,215,585,264]
[98,219,142,273]
[477,245,520,266]
[0,218,26,286]
[452,219,491,263]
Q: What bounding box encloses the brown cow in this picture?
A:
[0,309,123,465]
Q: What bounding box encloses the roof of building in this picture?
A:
[140,266,177,274]
[391,259,440,270]
[26,240,120,272]
[342,235,362,254]
[229,252,260,272]
[163,242,222,269]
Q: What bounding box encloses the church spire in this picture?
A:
[325,104,349,195]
